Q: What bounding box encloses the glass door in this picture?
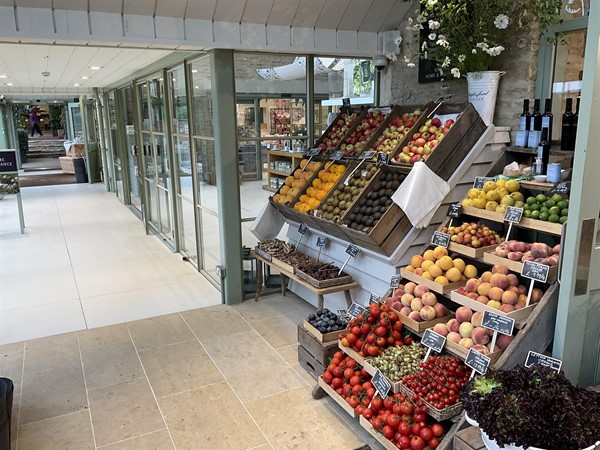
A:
[107,92,123,200]
[67,102,83,140]
[120,86,142,211]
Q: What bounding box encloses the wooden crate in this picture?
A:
[359,416,398,450]
[298,345,327,379]
[317,376,358,418]
[303,320,344,342]
[443,339,503,364]
[313,107,365,155]
[400,268,465,295]
[461,205,563,236]
[382,287,455,332]
[297,323,338,367]
[447,241,498,259]
[483,252,558,284]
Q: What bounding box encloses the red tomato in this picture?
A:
[355,405,364,415]
[366,334,377,345]
[398,421,412,436]
[371,397,383,411]
[347,396,359,408]
[383,398,394,411]
[374,326,388,337]
[420,427,433,442]
[368,346,380,357]
[410,436,426,450]
[383,425,395,440]
[361,324,372,335]
[412,423,422,436]
[414,412,426,423]
[366,387,376,399]
[345,358,357,369]
[397,435,411,449]
[393,321,404,331]
[376,336,387,347]
[342,384,352,397]
[372,418,384,430]
[399,401,414,415]
[362,408,373,420]
[350,375,361,386]
[428,437,440,449]
[332,377,343,389]
[333,351,344,360]
[387,414,400,428]
[363,381,373,390]
[431,423,444,437]
[346,333,357,345]
[322,372,333,384]
[333,367,344,378]
[343,368,354,379]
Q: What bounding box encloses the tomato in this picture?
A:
[342,384,352,397]
[367,315,375,324]
[366,334,377,345]
[351,326,361,335]
[350,375,361,386]
[383,425,395,440]
[366,387,376,399]
[383,397,394,411]
[397,435,411,449]
[387,336,395,345]
[376,336,387,347]
[431,423,444,437]
[403,335,414,345]
[374,326,388,337]
[399,401,414,415]
[361,324,372,335]
[398,421,412,436]
[363,381,373,390]
[372,418,384,430]
[322,372,333,384]
[332,377,343,389]
[361,368,370,378]
[428,437,440,449]
[356,313,364,322]
[355,405,364,415]
[352,384,362,395]
[368,346,380,357]
[410,436,426,450]
[412,423,422,436]
[392,403,402,415]
[389,311,399,323]
[343,368,354,379]
[346,333,357,345]
[371,397,383,411]
[334,351,344,360]
[420,427,433,442]
[362,407,373,420]
[340,337,349,347]
[347,396,359,408]
[414,412,426,423]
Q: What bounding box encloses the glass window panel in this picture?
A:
[120,87,141,208]
[199,208,221,284]
[174,136,193,199]
[142,132,154,177]
[139,83,150,131]
[107,92,123,199]
[236,101,257,137]
[158,186,172,237]
[146,180,158,228]
[194,138,217,211]
[238,140,259,178]
[178,196,197,264]
[149,79,165,133]
[154,134,170,188]
[190,57,213,137]
[169,66,189,134]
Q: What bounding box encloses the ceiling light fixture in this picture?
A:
[81,76,89,80]
[0,75,7,78]
[90,66,101,70]
[42,71,50,77]
[74,83,80,87]
[6,83,13,86]
[191,69,198,73]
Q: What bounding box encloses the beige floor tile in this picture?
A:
[248,314,303,349]
[9,392,19,448]
[20,365,88,425]
[180,305,252,341]
[88,379,164,447]
[0,341,24,391]
[81,341,144,391]
[233,297,306,322]
[128,314,195,351]
[202,330,304,404]
[17,410,95,450]
[275,344,313,387]
[23,333,81,374]
[98,429,174,450]
[78,324,131,349]
[246,387,364,450]
[159,382,267,450]
[139,340,224,398]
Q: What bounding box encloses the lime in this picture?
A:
[557,200,568,209]
[527,197,537,206]
[539,212,549,221]
[549,206,560,216]
[524,209,532,218]
[523,204,531,211]
[531,210,540,219]
[536,194,548,203]
[561,208,569,217]
[530,203,540,211]
[551,194,563,203]
[541,202,549,209]
[546,199,556,208]
[548,214,560,223]
[559,216,568,224]
[541,207,549,213]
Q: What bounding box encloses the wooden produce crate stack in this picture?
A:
[297,322,339,379]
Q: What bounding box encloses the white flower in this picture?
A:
[441,56,451,68]
[404,56,410,63]
[476,42,489,50]
[407,63,416,68]
[436,37,450,48]
[472,49,477,54]
[421,41,428,51]
[428,20,440,30]
[451,68,461,78]
[483,45,505,56]
[458,54,466,63]
[428,33,437,41]
[426,0,438,6]
[394,36,403,46]
[494,14,509,29]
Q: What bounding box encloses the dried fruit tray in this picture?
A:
[397,383,463,422]
[317,376,358,418]
[400,268,465,295]
[482,252,558,284]
[295,269,353,288]
[303,320,344,342]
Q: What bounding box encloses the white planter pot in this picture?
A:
[481,429,600,450]
[465,412,479,427]
[466,71,505,126]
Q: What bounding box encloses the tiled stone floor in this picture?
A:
[1,293,374,450]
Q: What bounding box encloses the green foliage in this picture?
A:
[17,128,29,153]
[352,60,374,97]
[49,107,64,130]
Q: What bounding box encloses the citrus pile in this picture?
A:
[461,179,523,214]
[523,193,568,223]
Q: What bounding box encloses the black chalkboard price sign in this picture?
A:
[360,150,376,160]
[446,203,462,218]
[431,231,451,248]
[342,98,351,108]
[307,148,321,157]
[372,369,392,398]
[521,260,550,283]
[482,311,515,336]
[435,93,455,103]
[330,151,344,161]
[316,237,327,247]
[377,152,389,165]
[369,293,381,305]
[298,223,308,236]
[473,177,495,189]
[421,329,446,353]
[465,348,491,375]
[525,351,562,372]
[346,244,360,258]
[504,206,524,224]
[549,182,569,195]
[390,275,400,289]
[347,302,366,318]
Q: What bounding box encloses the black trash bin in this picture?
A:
[0,378,14,450]
[73,157,88,183]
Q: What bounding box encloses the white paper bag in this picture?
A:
[249,202,285,241]
[391,161,450,228]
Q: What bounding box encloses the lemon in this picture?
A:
[495,205,507,213]
[483,181,497,192]
[486,201,499,211]
[468,188,482,199]
[462,198,474,207]
[497,188,509,198]
[496,179,506,188]
[473,197,487,209]
[486,190,501,202]
[505,179,520,193]
[510,191,524,202]
[501,196,515,206]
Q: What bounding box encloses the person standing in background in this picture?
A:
[28,106,43,137]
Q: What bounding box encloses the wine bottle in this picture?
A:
[541,99,553,143]
[520,99,531,131]
[571,96,580,150]
[537,127,551,174]
[530,99,542,132]
[560,98,574,150]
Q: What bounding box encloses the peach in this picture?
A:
[488,287,504,302]
[480,271,493,283]
[428,264,443,279]
[518,294,528,304]
[455,287,468,295]
[477,282,491,296]
[434,303,448,318]
[408,311,423,322]
[505,285,519,294]
[411,255,424,269]
[453,258,466,273]
[459,322,474,338]
[502,290,518,305]
[393,287,405,297]
[420,305,436,321]
[487,300,502,310]
[456,306,473,323]
[421,260,435,272]
[459,338,475,349]
[400,306,412,316]
[414,284,430,298]
[490,273,509,289]
[446,267,462,282]
[514,301,526,310]
[423,249,436,261]
[471,311,483,327]
[392,301,404,311]
[447,318,460,333]
[436,256,454,271]
[507,273,520,287]
[476,295,489,304]
[410,298,423,312]
[405,265,415,273]
[414,268,424,276]
[447,332,462,343]
[433,323,449,336]
[465,278,481,293]
[422,271,434,281]
[492,264,509,275]
[471,327,490,345]
[531,288,544,303]
[432,246,448,260]
[434,276,449,285]
[467,292,479,300]
[500,304,515,313]
[404,282,417,295]
[463,264,478,279]
[497,334,514,349]
[421,292,438,306]
[517,284,528,295]
[472,344,490,355]
[401,293,415,307]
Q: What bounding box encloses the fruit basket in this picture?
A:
[397,383,464,422]
[339,107,392,158]
[450,290,536,327]
[295,263,353,288]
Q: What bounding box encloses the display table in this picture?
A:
[253,251,358,310]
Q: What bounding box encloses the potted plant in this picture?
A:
[461,365,600,449]
[49,107,64,138]
[17,128,28,164]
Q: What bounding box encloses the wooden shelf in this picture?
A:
[269,169,291,176]
[461,205,563,236]
[501,145,575,157]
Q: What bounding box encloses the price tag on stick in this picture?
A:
[446,203,461,228]
[482,310,515,355]
[466,348,491,379]
[360,150,376,160]
[330,150,344,161]
[421,329,447,361]
[369,293,381,305]
[525,351,563,372]
[347,302,365,318]
[431,231,451,248]
[390,275,400,289]
[550,182,570,195]
[372,369,391,399]
[297,223,308,247]
[339,244,360,276]
[473,176,495,189]
[344,160,365,186]
[521,260,549,306]
[316,236,327,261]
[503,206,524,240]
[377,152,390,165]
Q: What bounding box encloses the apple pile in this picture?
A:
[318,112,360,154]
[404,246,479,286]
[431,307,513,355]
[386,282,448,323]
[341,110,387,157]
[492,241,560,266]
[454,264,544,312]
[440,222,504,248]
[369,110,422,155]
[393,116,454,164]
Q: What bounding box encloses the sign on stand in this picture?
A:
[446,203,461,228]
[503,206,524,240]
[421,329,446,361]
[372,370,392,398]
[549,182,569,195]
[473,177,495,189]
[482,310,515,359]
[377,153,389,165]
[316,236,327,261]
[347,302,366,318]
[330,151,344,161]
[431,231,451,248]
[466,348,491,378]
[360,150,376,160]
[339,244,360,276]
[525,351,562,372]
[369,293,381,305]
[390,275,400,289]
[0,150,25,234]
[521,260,550,306]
